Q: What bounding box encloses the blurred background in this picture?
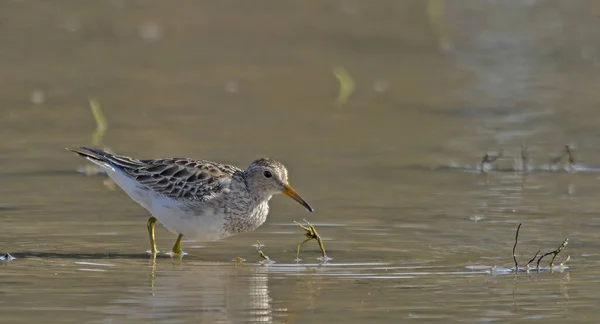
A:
[3,0,600,323]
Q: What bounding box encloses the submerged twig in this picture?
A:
[536,238,569,273]
[294,219,327,261]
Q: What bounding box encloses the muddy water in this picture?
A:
[3,1,600,323]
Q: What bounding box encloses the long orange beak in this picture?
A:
[282,183,313,212]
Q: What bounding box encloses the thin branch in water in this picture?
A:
[536,238,568,273]
[549,239,569,268]
[525,249,541,272]
[512,223,522,272]
[512,224,543,273]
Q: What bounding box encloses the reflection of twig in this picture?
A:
[294,219,327,261]
[536,238,569,273]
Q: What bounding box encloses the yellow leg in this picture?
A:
[172,234,184,255]
[147,217,158,255]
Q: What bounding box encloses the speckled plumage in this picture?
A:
[68,147,313,253]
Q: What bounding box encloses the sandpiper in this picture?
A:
[68,147,313,256]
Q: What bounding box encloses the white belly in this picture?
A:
[150,195,228,241]
[106,169,229,241]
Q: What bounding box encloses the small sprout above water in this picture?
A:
[77,99,112,176]
[294,219,329,262]
[255,241,275,265]
[233,256,246,266]
[90,99,108,147]
[334,66,355,106]
[1,253,15,261]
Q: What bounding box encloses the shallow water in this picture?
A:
[3,1,600,323]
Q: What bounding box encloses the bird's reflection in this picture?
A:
[104,258,276,323]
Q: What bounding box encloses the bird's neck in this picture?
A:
[227,172,271,233]
[232,172,272,206]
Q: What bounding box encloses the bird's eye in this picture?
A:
[263,171,272,178]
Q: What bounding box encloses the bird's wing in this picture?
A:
[68,147,242,201]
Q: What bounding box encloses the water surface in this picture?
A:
[2,1,600,323]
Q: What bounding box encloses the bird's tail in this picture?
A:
[67,146,148,174]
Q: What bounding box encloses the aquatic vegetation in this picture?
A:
[255,241,275,265]
[536,238,569,271]
[334,66,354,106]
[427,0,451,50]
[77,99,112,177]
[435,144,598,174]
[512,223,569,273]
[294,219,329,262]
[90,99,107,147]
[233,256,246,266]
